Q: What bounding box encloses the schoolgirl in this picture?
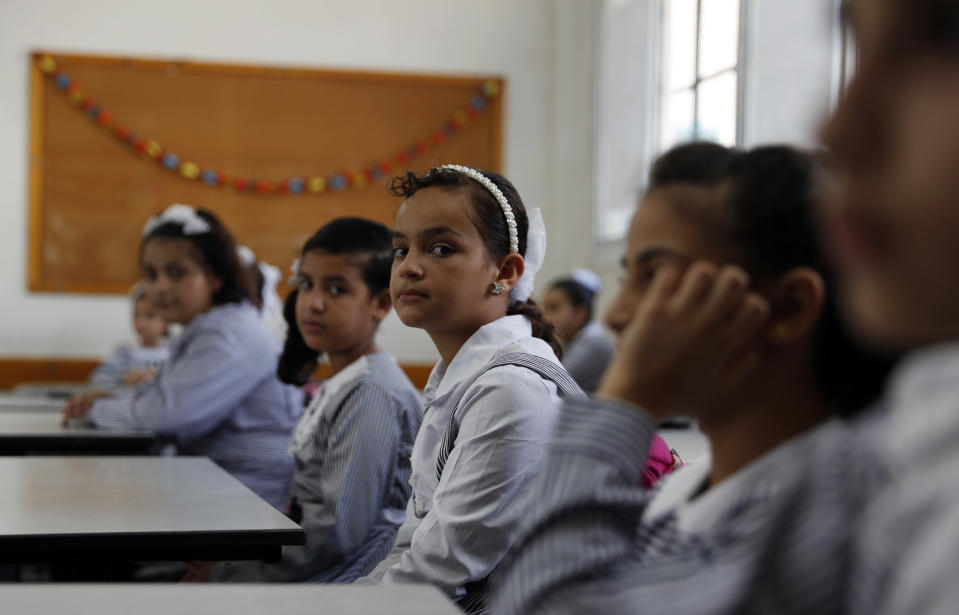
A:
[63,204,301,508]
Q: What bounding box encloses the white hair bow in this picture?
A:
[142,203,211,237]
[512,207,546,303]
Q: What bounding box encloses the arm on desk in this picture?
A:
[88,327,265,441]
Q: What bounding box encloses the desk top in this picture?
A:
[1,585,460,615]
[0,411,140,437]
[0,457,302,560]
[0,456,300,535]
[0,395,65,412]
[0,411,154,454]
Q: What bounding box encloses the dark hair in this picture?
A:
[649,141,735,188]
[390,168,563,359]
[301,217,393,295]
[649,143,896,416]
[276,217,392,382]
[276,289,320,386]
[549,279,596,321]
[141,208,254,306]
[246,261,265,311]
[898,0,959,53]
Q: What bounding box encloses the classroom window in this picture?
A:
[659,0,742,150]
[594,0,745,245]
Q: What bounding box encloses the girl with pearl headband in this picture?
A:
[360,165,673,612]
[355,165,577,612]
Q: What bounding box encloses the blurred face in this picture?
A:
[391,186,503,336]
[141,238,220,325]
[294,249,389,357]
[605,188,729,337]
[133,297,167,347]
[542,287,587,343]
[821,0,959,349]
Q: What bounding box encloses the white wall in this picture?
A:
[741,0,837,147]
[0,0,839,361]
[0,0,599,362]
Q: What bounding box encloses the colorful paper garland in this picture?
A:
[36,54,501,196]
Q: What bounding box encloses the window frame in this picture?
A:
[591,0,748,255]
[658,0,747,150]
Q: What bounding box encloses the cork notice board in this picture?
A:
[28,52,504,294]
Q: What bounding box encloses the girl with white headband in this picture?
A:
[358,165,583,612]
[63,204,301,509]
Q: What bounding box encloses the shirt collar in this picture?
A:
[322,353,378,400]
[423,315,533,402]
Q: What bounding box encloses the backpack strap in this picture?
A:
[432,352,586,613]
[435,352,586,482]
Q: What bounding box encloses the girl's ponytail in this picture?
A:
[507,298,563,360]
[276,289,319,386]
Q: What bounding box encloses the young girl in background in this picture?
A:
[200,217,423,584]
[63,204,301,508]
[237,244,285,342]
[493,144,894,614]
[88,281,170,389]
[361,165,672,612]
[541,269,612,393]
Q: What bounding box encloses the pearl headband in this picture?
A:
[436,164,546,303]
[440,164,519,254]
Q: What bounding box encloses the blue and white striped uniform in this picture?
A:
[490,391,893,614]
[361,315,564,611]
[210,351,423,583]
[561,321,613,394]
[89,343,170,389]
[89,302,302,509]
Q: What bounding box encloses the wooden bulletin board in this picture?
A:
[28,52,504,294]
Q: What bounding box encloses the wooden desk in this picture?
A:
[0,411,154,455]
[1,584,460,615]
[0,456,303,564]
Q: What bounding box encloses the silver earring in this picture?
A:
[491,282,505,296]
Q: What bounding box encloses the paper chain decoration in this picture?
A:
[36,54,500,195]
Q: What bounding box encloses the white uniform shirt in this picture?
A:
[856,342,959,615]
[363,315,563,601]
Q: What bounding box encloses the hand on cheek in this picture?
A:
[597,262,770,419]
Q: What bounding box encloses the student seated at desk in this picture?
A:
[63,204,301,509]
[359,165,673,613]
[492,144,895,614]
[188,218,423,584]
[88,281,170,389]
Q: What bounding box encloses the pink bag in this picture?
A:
[641,433,681,489]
